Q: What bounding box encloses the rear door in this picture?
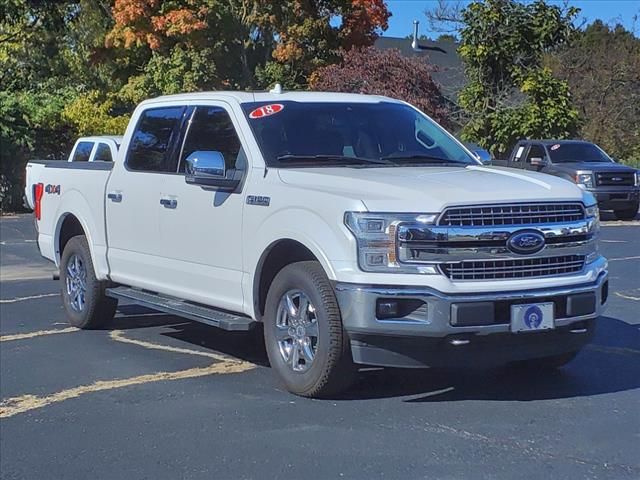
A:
[156,103,248,311]
[105,105,188,289]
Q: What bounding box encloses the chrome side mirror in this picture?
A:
[184,151,241,191]
[185,151,226,178]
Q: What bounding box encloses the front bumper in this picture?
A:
[334,264,608,368]
[590,187,639,210]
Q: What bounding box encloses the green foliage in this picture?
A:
[549,21,640,168]
[457,0,580,155]
[62,91,131,137]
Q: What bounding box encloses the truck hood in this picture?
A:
[552,161,637,172]
[278,165,587,212]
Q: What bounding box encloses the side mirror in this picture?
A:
[184,151,241,191]
[529,157,547,167]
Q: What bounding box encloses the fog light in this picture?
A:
[376,300,399,319]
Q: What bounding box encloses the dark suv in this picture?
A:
[495,140,639,220]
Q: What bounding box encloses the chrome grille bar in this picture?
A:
[438,203,585,226]
[595,172,635,187]
[440,255,586,281]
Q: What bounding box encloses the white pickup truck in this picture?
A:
[24,136,121,209]
[26,91,608,397]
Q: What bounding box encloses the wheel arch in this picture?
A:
[253,238,329,321]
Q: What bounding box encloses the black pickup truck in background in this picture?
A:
[493,140,639,220]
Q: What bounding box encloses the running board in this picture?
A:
[106,287,256,331]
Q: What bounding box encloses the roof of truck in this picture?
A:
[77,135,123,146]
[520,139,593,145]
[143,90,402,106]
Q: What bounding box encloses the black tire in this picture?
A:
[263,261,355,397]
[613,204,638,221]
[60,235,117,329]
[510,351,579,370]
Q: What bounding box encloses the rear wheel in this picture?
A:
[613,203,638,221]
[264,261,355,397]
[60,235,117,329]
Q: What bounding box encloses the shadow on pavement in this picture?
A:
[107,307,639,402]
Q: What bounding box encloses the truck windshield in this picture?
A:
[241,101,477,167]
[548,143,612,163]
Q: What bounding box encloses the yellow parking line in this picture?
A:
[0,361,253,419]
[0,327,78,342]
[0,293,58,304]
[109,330,234,363]
[0,329,256,419]
[615,292,640,301]
[586,344,640,357]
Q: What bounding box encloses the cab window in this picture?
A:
[93,143,113,162]
[127,107,185,172]
[72,142,94,162]
[525,145,545,163]
[178,106,245,172]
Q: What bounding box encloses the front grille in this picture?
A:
[438,203,585,226]
[440,255,585,281]
[595,172,635,187]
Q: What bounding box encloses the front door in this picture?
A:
[157,103,247,312]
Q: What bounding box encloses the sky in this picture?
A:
[383,0,640,38]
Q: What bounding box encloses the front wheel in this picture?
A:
[60,235,117,329]
[263,261,355,397]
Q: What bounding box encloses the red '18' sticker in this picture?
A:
[249,104,284,119]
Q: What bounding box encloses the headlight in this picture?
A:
[344,212,439,274]
[575,172,594,189]
[635,171,639,187]
[585,204,599,222]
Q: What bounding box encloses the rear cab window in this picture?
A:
[72,142,94,162]
[93,143,113,162]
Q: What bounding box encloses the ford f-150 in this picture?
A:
[25,90,608,397]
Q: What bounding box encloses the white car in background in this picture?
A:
[24,136,121,209]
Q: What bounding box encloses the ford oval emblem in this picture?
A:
[507,230,546,255]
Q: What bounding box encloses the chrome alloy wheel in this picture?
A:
[275,290,319,373]
[65,254,87,312]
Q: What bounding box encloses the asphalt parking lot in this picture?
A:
[1,213,639,479]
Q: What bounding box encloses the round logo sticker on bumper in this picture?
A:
[524,305,543,329]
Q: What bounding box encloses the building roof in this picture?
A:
[374,36,466,100]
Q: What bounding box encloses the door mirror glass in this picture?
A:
[185,151,226,178]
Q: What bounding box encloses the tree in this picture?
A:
[309,47,449,125]
[549,21,640,167]
[454,0,581,155]
[107,0,391,91]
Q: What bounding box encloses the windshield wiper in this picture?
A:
[380,154,468,165]
[276,154,393,166]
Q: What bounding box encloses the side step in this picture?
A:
[106,287,256,331]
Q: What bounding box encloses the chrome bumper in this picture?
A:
[334,262,608,338]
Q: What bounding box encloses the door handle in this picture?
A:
[160,198,177,209]
[107,192,122,202]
